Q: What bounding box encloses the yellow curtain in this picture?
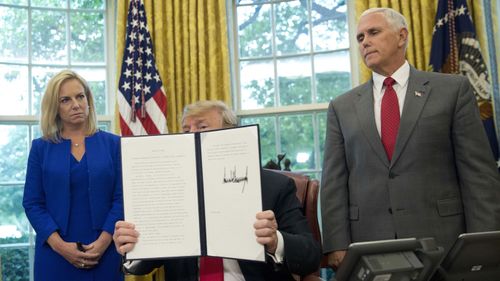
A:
[493,1,500,91]
[491,1,500,123]
[115,0,231,134]
[354,0,486,83]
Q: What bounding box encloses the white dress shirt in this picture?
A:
[372,61,410,136]
[223,231,284,281]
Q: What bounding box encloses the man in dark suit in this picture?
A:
[114,100,321,280]
[320,7,500,268]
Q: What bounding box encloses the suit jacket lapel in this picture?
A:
[354,81,390,167]
[391,68,430,166]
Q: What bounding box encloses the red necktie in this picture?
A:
[381,77,400,161]
[199,256,223,281]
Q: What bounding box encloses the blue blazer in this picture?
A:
[23,130,123,243]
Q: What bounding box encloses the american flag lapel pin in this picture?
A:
[414,91,423,97]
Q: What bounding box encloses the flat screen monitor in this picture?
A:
[335,238,444,281]
[435,230,500,281]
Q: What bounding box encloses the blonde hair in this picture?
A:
[181,100,237,129]
[40,70,98,142]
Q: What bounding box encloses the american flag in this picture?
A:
[118,0,168,136]
[429,0,499,161]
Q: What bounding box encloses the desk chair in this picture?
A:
[267,169,328,281]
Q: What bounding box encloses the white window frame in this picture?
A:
[226,0,359,176]
[0,1,116,280]
[0,0,116,126]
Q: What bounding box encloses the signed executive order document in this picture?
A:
[121,125,264,262]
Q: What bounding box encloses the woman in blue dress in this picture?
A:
[23,70,124,281]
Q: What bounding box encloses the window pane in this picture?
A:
[0,185,30,240]
[279,114,315,170]
[315,51,351,103]
[0,65,29,115]
[97,121,110,132]
[0,1,110,280]
[0,0,27,5]
[0,6,28,63]
[0,245,29,281]
[240,116,276,166]
[237,4,272,58]
[31,0,65,8]
[32,9,67,64]
[32,66,65,115]
[312,0,349,51]
[71,0,105,9]
[73,68,106,114]
[275,0,309,55]
[237,0,269,5]
[0,125,29,183]
[277,56,312,106]
[71,11,105,64]
[317,111,327,167]
[240,60,275,109]
[32,125,41,139]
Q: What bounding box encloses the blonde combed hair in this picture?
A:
[181,100,237,129]
[40,70,98,142]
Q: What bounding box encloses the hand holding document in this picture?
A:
[121,125,264,262]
